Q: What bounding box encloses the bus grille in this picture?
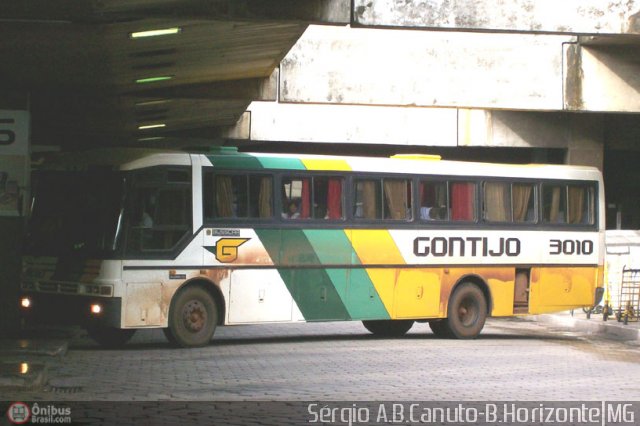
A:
[37,281,80,294]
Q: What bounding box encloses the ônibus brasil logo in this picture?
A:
[6,402,31,424]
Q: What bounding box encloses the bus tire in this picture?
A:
[362,319,414,336]
[86,324,136,348]
[166,286,217,348]
[446,282,487,339]
[162,327,178,345]
[428,320,453,338]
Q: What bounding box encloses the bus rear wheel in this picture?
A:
[446,282,487,339]
[362,319,414,337]
[86,324,136,348]
[165,286,217,348]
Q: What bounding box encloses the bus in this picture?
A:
[19,148,605,347]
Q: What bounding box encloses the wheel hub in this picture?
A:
[458,296,478,326]
[182,300,207,332]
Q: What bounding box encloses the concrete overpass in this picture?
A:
[2,1,640,155]
[2,0,640,329]
[228,2,640,174]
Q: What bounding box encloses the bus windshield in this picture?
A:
[25,169,126,256]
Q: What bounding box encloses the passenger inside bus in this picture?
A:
[282,201,300,219]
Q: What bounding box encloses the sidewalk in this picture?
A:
[532,309,640,342]
[0,326,80,391]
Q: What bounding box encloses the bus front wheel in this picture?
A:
[446,282,487,339]
[86,324,136,348]
[362,319,414,337]
[165,286,217,348]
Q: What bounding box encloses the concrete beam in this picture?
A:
[458,110,570,149]
[1,0,350,24]
[236,102,458,145]
[580,45,640,112]
[280,25,571,111]
[229,101,608,169]
[353,0,640,35]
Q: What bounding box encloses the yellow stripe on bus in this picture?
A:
[348,230,405,317]
[301,159,352,171]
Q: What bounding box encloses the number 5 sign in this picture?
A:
[0,110,30,216]
[0,111,29,155]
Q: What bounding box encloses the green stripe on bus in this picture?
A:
[303,229,390,320]
[257,157,306,170]
[255,229,351,321]
[207,154,263,170]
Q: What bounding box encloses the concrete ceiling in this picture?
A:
[0,0,349,148]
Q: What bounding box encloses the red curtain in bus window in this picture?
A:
[451,182,475,221]
[420,182,437,205]
[301,179,311,218]
[327,178,342,219]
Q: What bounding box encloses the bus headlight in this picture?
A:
[90,304,103,315]
[20,297,32,309]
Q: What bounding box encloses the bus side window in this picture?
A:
[542,184,566,224]
[450,181,476,221]
[154,188,191,249]
[483,181,511,222]
[314,177,343,220]
[419,181,448,221]
[281,177,309,219]
[382,178,411,220]
[353,179,381,220]
[204,172,273,220]
[513,183,536,223]
[249,175,273,218]
[128,168,192,253]
[212,174,247,218]
[567,184,594,225]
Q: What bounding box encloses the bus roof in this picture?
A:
[36,148,602,182]
[201,151,602,182]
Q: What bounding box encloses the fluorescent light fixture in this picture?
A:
[138,123,166,130]
[137,136,166,142]
[130,27,181,39]
[135,99,170,107]
[135,76,173,84]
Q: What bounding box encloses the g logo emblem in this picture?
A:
[214,238,249,263]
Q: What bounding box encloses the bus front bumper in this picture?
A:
[19,292,122,328]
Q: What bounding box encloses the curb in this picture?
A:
[532,314,640,341]
[0,328,76,392]
[0,362,47,390]
[0,339,68,358]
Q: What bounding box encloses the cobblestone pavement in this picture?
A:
[6,317,640,403]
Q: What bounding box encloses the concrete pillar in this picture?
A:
[0,218,24,336]
[565,114,604,170]
[0,94,30,336]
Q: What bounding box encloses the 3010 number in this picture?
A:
[549,239,594,255]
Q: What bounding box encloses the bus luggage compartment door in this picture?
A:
[124,282,164,327]
[228,269,294,323]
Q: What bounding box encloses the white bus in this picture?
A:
[20,148,605,347]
